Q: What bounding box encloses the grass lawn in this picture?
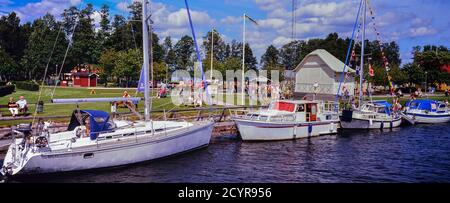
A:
[0,86,257,127]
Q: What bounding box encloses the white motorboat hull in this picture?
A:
[234,118,338,141]
[405,112,450,124]
[339,117,402,129]
[3,122,213,175]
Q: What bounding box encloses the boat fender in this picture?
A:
[369,119,373,126]
[380,121,384,129]
[390,121,393,129]
[330,122,334,132]
[308,123,313,135]
[293,125,297,139]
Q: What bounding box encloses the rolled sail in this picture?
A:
[51,97,142,104]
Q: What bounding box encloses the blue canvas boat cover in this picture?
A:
[373,100,392,116]
[405,99,444,112]
[67,110,113,140]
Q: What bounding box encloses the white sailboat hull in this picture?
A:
[339,117,402,129]
[3,122,213,175]
[234,119,338,141]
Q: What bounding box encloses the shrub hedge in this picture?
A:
[15,81,40,91]
[0,85,15,97]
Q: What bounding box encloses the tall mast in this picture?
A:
[142,0,151,121]
[210,28,214,80]
[241,13,246,105]
[358,0,366,108]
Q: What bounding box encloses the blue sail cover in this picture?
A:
[67,110,112,140]
[405,99,442,112]
[83,110,111,140]
[373,100,392,116]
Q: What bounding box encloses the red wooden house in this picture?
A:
[61,64,99,87]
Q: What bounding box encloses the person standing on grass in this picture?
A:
[16,96,28,115]
[8,97,18,117]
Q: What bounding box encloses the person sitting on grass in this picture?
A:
[8,97,18,117]
[16,96,28,116]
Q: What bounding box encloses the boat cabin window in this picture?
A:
[376,107,386,114]
[408,101,419,108]
[297,104,305,112]
[362,104,375,112]
[269,102,295,112]
[431,103,437,111]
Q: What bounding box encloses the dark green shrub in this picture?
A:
[15,81,40,91]
[0,85,15,97]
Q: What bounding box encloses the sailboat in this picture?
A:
[338,0,401,130]
[1,0,213,176]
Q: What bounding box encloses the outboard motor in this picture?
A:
[16,123,32,136]
[15,123,32,149]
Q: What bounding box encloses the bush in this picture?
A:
[15,81,40,91]
[0,85,15,97]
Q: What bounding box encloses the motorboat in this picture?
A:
[232,100,339,141]
[403,99,450,123]
[340,101,402,129]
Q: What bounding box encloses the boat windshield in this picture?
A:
[269,101,296,112]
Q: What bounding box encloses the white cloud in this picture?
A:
[116,2,129,12]
[272,36,292,47]
[167,8,213,27]
[14,0,82,22]
[90,11,101,31]
[220,16,241,25]
[258,18,286,29]
[409,26,438,37]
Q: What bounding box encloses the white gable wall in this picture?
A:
[295,55,336,95]
[294,53,355,98]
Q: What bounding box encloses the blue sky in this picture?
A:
[1,0,449,66]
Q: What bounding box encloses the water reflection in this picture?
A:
[5,123,450,183]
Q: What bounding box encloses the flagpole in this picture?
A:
[241,13,246,105]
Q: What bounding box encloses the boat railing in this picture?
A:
[322,101,340,113]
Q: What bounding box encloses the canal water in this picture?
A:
[5,123,450,183]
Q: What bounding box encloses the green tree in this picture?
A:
[202,29,227,62]
[108,15,133,51]
[20,13,68,80]
[66,4,100,67]
[174,35,194,71]
[99,48,119,83]
[0,48,18,81]
[280,40,303,70]
[0,12,30,63]
[244,43,257,71]
[163,37,177,73]
[413,45,450,86]
[97,4,111,49]
[261,45,284,80]
[113,49,142,87]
